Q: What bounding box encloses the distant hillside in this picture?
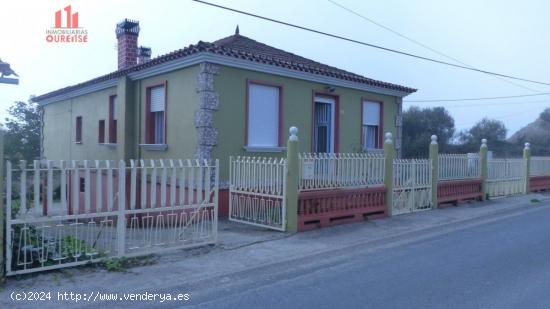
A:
[509,108,550,154]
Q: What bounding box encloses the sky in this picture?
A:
[1,0,549,137]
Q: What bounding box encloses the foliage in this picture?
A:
[402,106,455,158]
[4,99,41,162]
[459,118,507,145]
[102,255,158,272]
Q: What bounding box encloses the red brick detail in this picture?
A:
[218,188,229,218]
[437,179,483,206]
[298,186,387,232]
[530,176,550,192]
[117,35,138,69]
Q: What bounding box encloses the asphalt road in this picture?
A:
[185,204,550,309]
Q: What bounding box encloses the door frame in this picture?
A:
[311,91,340,153]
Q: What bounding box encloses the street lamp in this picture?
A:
[0,58,19,85]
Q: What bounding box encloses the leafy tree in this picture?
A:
[402,106,455,158]
[4,100,41,161]
[459,118,507,145]
[457,118,516,156]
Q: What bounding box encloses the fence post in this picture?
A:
[285,127,299,233]
[0,131,4,283]
[524,142,531,194]
[384,132,395,216]
[429,135,439,209]
[117,160,126,257]
[480,139,488,201]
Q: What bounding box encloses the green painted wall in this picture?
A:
[212,65,399,181]
[136,65,200,160]
[42,62,400,185]
[42,87,119,161]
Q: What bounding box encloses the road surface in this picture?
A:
[185,204,550,309]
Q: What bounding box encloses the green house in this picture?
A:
[34,20,416,212]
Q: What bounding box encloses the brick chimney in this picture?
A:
[137,46,152,64]
[115,19,140,69]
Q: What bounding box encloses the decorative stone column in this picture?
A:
[195,62,220,161]
[524,142,531,194]
[384,132,395,216]
[429,135,439,209]
[480,139,488,201]
[395,98,403,158]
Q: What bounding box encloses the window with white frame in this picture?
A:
[362,101,381,149]
[147,85,165,144]
[247,83,281,148]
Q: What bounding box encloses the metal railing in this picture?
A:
[438,153,480,181]
[6,159,219,276]
[530,157,550,176]
[229,156,286,231]
[298,153,385,191]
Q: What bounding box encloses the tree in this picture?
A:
[4,100,41,161]
[460,118,507,145]
[457,118,514,156]
[402,106,455,158]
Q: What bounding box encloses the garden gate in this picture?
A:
[392,159,432,215]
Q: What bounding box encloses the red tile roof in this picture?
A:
[34,34,416,102]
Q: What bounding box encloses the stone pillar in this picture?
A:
[395,98,403,158]
[195,62,220,162]
[285,127,299,233]
[480,139,488,201]
[524,142,531,194]
[429,135,439,209]
[384,132,395,216]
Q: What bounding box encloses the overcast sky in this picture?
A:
[1,0,549,137]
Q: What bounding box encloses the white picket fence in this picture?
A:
[298,153,385,191]
[229,157,287,231]
[6,159,218,276]
[392,159,432,215]
[438,153,480,181]
[487,158,525,197]
[530,157,550,176]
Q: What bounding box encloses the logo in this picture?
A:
[46,5,88,43]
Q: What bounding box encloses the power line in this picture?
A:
[430,99,550,109]
[327,0,543,94]
[405,92,550,102]
[193,0,550,87]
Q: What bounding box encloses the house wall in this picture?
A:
[42,87,119,161]
[212,65,400,181]
[136,65,200,161]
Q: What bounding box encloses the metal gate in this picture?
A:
[392,159,432,215]
[6,159,218,276]
[229,156,286,231]
[487,158,526,197]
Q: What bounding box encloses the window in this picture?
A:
[79,177,85,193]
[247,82,281,148]
[75,116,82,143]
[109,95,117,143]
[146,85,166,144]
[362,101,381,149]
[98,120,105,143]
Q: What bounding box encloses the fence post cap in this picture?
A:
[289,126,298,141]
[384,132,393,144]
[431,135,438,144]
[481,139,487,147]
[524,142,530,149]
